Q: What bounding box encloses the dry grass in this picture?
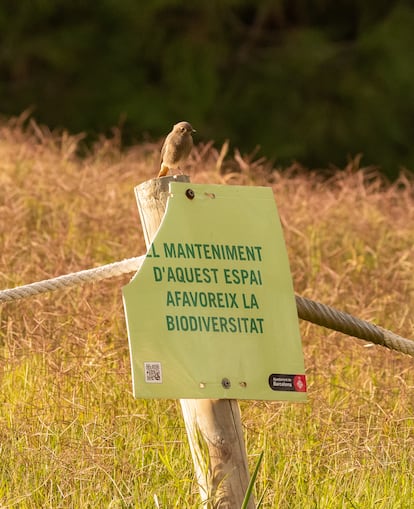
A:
[0,115,413,507]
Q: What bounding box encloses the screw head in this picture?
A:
[185,188,195,200]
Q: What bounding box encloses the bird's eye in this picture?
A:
[181,127,186,133]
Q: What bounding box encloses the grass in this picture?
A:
[0,115,413,507]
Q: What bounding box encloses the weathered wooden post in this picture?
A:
[125,175,307,507]
[134,175,254,508]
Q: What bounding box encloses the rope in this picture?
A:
[0,256,144,303]
[0,256,413,357]
[296,296,414,357]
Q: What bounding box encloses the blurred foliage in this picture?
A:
[0,0,413,177]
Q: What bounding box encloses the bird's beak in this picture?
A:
[192,129,196,134]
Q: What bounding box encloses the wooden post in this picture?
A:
[135,175,254,509]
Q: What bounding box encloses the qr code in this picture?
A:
[144,362,162,383]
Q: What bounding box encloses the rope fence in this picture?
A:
[1,256,413,358]
[296,296,414,357]
[0,256,144,302]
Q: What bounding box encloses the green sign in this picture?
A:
[123,183,306,401]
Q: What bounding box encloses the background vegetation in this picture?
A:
[1,1,414,177]
[0,117,413,507]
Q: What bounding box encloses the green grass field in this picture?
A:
[0,117,413,508]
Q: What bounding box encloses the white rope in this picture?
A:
[1,254,412,357]
[0,256,144,303]
[296,295,414,358]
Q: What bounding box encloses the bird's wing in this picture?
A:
[160,135,169,163]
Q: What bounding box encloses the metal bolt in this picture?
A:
[221,378,231,389]
[185,188,195,200]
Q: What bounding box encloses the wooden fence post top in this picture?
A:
[135,175,190,246]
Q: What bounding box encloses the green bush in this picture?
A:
[0,0,413,177]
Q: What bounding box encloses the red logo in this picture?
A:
[293,375,307,392]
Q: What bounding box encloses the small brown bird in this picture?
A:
[158,121,196,177]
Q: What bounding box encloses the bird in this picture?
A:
[158,121,196,177]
